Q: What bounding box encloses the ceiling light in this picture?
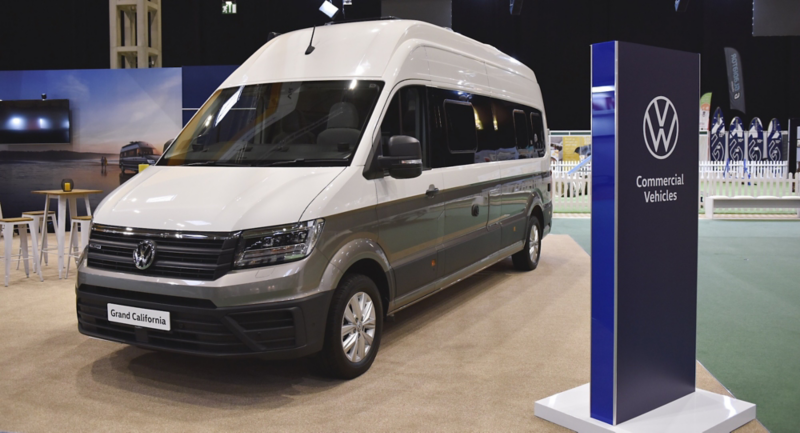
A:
[319,1,338,18]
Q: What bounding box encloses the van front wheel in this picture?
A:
[318,273,383,379]
[512,215,541,271]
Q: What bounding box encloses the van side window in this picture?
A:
[444,100,478,154]
[491,100,518,160]
[379,86,427,167]
[380,92,401,142]
[530,110,546,157]
[473,96,496,163]
[513,109,530,152]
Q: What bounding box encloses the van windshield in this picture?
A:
[159,80,383,167]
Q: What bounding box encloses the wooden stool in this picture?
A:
[1,217,44,287]
[18,210,58,270]
[66,216,92,278]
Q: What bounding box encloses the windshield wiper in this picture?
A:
[185,161,253,167]
[261,159,348,167]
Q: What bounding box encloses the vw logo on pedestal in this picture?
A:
[133,240,157,270]
[643,96,679,160]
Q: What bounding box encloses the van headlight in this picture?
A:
[233,219,324,269]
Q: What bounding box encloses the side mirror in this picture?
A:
[378,135,423,179]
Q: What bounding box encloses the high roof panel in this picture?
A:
[220,20,536,88]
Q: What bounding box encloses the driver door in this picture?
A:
[375,86,445,303]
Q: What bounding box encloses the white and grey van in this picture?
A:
[77,19,553,378]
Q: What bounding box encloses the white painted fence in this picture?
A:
[698,172,799,212]
[551,161,799,214]
[552,162,592,213]
[699,161,787,177]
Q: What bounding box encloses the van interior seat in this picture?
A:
[317,102,361,150]
[272,111,316,145]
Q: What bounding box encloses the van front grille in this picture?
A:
[86,224,239,281]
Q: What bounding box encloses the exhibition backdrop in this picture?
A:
[0,66,236,222]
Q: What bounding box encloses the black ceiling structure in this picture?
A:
[1,0,797,130]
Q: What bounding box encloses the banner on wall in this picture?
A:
[562,136,585,162]
[0,66,232,222]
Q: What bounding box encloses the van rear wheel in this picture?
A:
[317,273,383,379]
[512,215,541,271]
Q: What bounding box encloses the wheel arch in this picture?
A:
[528,189,545,225]
[319,238,394,317]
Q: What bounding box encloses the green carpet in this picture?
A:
[550,217,800,433]
[550,218,591,254]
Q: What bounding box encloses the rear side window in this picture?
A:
[513,109,530,150]
[530,110,546,157]
[444,100,478,153]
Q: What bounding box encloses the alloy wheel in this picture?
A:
[341,292,377,363]
[529,224,540,260]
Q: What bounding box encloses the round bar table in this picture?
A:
[31,189,103,279]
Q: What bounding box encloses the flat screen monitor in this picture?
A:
[0,99,71,144]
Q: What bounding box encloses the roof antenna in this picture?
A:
[305,26,316,55]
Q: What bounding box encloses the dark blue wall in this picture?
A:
[181,65,238,125]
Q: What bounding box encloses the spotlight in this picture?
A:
[319,1,339,18]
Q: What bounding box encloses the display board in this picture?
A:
[709,107,726,162]
[766,118,783,162]
[747,118,764,161]
[591,41,699,425]
[728,117,745,162]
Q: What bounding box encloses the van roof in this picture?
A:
[220,19,537,89]
[121,141,155,151]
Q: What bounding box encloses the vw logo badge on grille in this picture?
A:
[133,240,157,270]
[643,96,679,160]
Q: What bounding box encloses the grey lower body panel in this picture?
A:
[543,200,553,237]
[389,240,525,314]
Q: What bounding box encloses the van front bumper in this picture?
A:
[76,283,332,358]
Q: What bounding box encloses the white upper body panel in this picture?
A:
[95,20,548,233]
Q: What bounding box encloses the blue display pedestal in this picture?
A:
[534,41,755,432]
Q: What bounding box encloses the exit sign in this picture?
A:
[222,1,237,14]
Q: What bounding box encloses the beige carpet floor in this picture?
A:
[0,233,764,432]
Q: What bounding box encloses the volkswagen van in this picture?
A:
[119,141,160,173]
[76,19,553,378]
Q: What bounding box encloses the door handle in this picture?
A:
[426,185,439,198]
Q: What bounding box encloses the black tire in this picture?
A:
[512,215,542,271]
[317,273,383,379]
